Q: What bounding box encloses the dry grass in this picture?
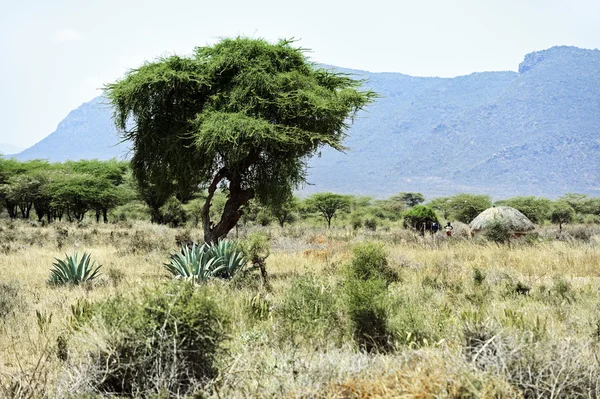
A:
[0,220,599,398]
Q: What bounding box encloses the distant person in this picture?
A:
[445,222,453,237]
[432,222,439,234]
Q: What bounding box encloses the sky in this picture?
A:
[1,0,599,150]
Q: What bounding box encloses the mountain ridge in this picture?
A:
[11,45,600,199]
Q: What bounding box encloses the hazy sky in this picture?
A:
[1,0,599,149]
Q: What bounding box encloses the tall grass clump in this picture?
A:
[68,282,230,396]
[345,242,395,352]
[0,281,23,319]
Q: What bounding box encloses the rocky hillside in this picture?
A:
[12,46,600,198]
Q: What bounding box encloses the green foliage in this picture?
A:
[164,240,247,281]
[106,37,375,242]
[306,192,352,228]
[242,232,271,263]
[159,196,187,227]
[270,195,299,228]
[484,218,511,244]
[208,239,248,279]
[347,242,398,284]
[495,196,552,224]
[48,252,102,286]
[364,217,377,231]
[394,192,425,208]
[558,193,600,215]
[551,201,575,230]
[278,275,343,341]
[87,283,230,396]
[164,243,219,282]
[350,212,363,230]
[402,205,438,233]
[446,194,492,224]
[255,209,273,226]
[346,277,391,352]
[428,197,452,219]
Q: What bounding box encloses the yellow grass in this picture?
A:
[1,221,599,397]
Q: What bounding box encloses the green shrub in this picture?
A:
[84,282,229,396]
[402,205,438,234]
[347,242,398,284]
[278,275,343,341]
[48,252,102,286]
[364,217,377,231]
[159,196,187,227]
[346,277,391,352]
[255,210,273,226]
[484,219,511,244]
[350,212,363,230]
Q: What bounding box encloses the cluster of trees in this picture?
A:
[245,192,600,231]
[0,158,130,223]
[1,156,598,234]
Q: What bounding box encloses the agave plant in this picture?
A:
[208,240,247,279]
[164,243,218,282]
[164,240,247,281]
[48,252,102,286]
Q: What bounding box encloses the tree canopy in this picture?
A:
[306,192,352,228]
[106,37,375,242]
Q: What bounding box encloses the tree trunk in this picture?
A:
[103,209,108,223]
[201,169,253,243]
[96,209,101,223]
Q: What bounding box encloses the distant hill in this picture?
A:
[12,46,600,198]
[14,96,129,162]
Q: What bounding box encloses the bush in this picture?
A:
[346,277,391,352]
[159,196,187,227]
[48,252,102,286]
[364,217,377,231]
[80,283,230,396]
[350,212,363,230]
[347,242,398,284]
[402,205,438,234]
[484,219,511,244]
[278,275,343,341]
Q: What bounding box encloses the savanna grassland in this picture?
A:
[1,220,600,398]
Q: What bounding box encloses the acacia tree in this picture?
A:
[446,194,492,224]
[306,192,351,228]
[551,201,575,231]
[106,37,374,243]
[271,195,299,228]
[494,196,552,224]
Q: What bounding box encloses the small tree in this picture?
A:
[495,196,552,224]
[271,195,299,228]
[428,196,451,219]
[395,192,425,208]
[306,192,351,228]
[402,205,438,235]
[106,37,374,243]
[551,201,575,231]
[447,194,492,224]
